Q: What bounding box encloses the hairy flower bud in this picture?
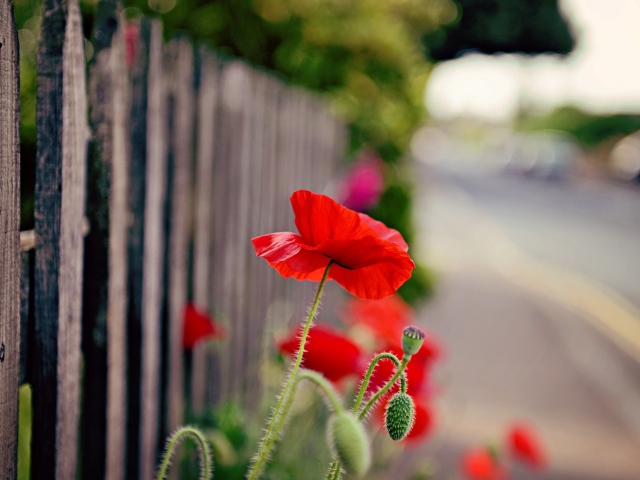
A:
[385,392,415,441]
[402,326,425,356]
[327,411,371,477]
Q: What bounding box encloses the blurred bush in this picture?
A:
[517,105,640,148]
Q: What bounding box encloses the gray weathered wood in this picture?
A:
[191,47,219,414]
[82,1,129,478]
[126,17,167,480]
[164,36,194,429]
[0,0,21,476]
[32,0,88,476]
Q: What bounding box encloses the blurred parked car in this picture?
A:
[608,131,640,182]
[503,130,584,180]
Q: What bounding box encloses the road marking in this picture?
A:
[417,183,640,365]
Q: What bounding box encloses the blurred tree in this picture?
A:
[517,106,640,147]
[422,0,574,61]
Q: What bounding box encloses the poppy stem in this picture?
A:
[247,261,333,480]
[295,369,344,413]
[352,352,406,416]
[326,459,341,480]
[156,426,212,480]
[358,356,410,421]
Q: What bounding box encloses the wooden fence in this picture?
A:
[0,0,346,477]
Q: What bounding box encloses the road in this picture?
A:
[384,162,640,480]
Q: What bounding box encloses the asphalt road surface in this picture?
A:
[384,162,640,480]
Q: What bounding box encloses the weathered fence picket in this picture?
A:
[2,5,347,476]
[0,0,21,475]
[127,17,167,480]
[191,46,219,414]
[83,1,129,478]
[163,36,194,435]
[32,0,88,476]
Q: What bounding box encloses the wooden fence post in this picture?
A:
[82,1,129,478]
[191,47,219,414]
[0,0,21,476]
[127,17,167,480]
[163,36,194,432]
[32,0,88,476]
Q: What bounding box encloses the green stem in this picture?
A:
[295,369,344,413]
[247,261,333,480]
[352,352,406,415]
[326,459,342,480]
[358,356,410,421]
[156,426,212,480]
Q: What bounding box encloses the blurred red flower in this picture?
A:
[182,303,226,350]
[462,448,508,480]
[124,22,139,68]
[252,190,414,300]
[277,324,365,383]
[366,338,441,397]
[507,423,547,470]
[341,295,413,344]
[404,399,434,442]
[338,155,384,212]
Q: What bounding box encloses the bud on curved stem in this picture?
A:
[352,352,406,416]
[385,392,415,441]
[358,356,410,421]
[402,326,426,357]
[327,411,371,478]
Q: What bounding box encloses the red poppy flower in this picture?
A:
[462,448,508,480]
[507,423,547,470]
[251,190,414,300]
[182,303,226,350]
[341,295,413,344]
[277,324,365,383]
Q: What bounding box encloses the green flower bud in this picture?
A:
[402,326,425,356]
[385,392,415,441]
[327,411,371,477]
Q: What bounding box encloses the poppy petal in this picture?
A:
[507,423,547,469]
[341,296,413,343]
[404,400,434,442]
[291,190,372,246]
[251,232,304,264]
[461,448,508,480]
[328,254,415,300]
[183,303,225,350]
[277,324,364,382]
[358,214,409,251]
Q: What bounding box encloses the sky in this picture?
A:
[425,0,640,122]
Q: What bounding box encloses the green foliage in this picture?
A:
[182,403,252,479]
[423,0,574,61]
[517,105,640,147]
[120,0,455,161]
[18,384,32,480]
[398,264,435,306]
